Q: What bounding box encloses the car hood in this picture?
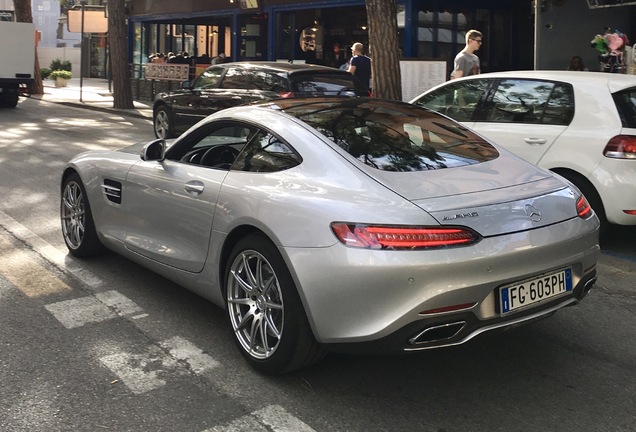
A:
[359,151,580,236]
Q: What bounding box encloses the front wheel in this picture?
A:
[225,234,325,374]
[153,105,175,139]
[60,173,104,257]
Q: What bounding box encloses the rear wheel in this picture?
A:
[153,105,175,139]
[554,170,608,232]
[61,173,104,257]
[225,234,326,374]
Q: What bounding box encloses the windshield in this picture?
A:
[261,99,499,172]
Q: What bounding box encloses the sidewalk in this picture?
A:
[33,77,153,120]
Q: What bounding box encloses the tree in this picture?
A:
[107,0,134,109]
[365,0,402,100]
[14,0,43,95]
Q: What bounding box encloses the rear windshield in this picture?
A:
[263,99,499,172]
[290,72,369,96]
[613,88,636,128]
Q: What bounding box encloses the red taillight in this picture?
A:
[603,135,636,159]
[279,91,295,98]
[624,210,636,215]
[330,223,479,250]
[420,302,477,315]
[576,196,593,219]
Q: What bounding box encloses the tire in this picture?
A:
[224,234,326,374]
[60,173,104,258]
[153,105,175,139]
[0,92,19,108]
[555,170,608,233]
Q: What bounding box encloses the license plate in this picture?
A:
[500,268,572,315]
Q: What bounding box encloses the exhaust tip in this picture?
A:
[409,321,466,345]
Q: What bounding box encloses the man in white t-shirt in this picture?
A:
[450,29,482,79]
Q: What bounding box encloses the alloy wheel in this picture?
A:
[227,250,284,360]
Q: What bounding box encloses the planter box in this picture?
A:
[55,77,69,88]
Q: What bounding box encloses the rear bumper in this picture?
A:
[322,269,596,355]
[284,216,599,348]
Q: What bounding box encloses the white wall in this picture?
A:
[38,46,80,74]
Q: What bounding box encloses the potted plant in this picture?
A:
[49,70,73,87]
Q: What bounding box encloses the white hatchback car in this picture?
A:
[411,71,636,229]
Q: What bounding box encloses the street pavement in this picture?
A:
[34,77,153,120]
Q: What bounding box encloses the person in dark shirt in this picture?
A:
[347,42,371,92]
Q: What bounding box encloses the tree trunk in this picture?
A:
[365,0,402,100]
[14,0,43,95]
[108,0,134,109]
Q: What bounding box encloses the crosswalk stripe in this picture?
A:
[204,405,316,432]
[0,231,72,297]
[0,209,103,288]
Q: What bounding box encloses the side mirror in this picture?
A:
[182,81,193,90]
[141,139,166,161]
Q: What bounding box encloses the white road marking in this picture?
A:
[99,345,180,395]
[160,336,221,374]
[45,290,143,328]
[0,210,103,288]
[0,232,72,298]
[45,296,114,329]
[95,290,143,315]
[205,405,316,432]
[99,337,219,394]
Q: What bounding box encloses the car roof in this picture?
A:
[212,61,347,74]
[444,70,636,92]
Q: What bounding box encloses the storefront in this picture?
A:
[125,0,634,99]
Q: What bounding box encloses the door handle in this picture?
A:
[524,137,547,145]
[184,181,205,195]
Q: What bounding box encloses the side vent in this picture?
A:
[102,179,122,204]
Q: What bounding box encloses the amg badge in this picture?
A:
[442,212,479,221]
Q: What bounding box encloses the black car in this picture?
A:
[152,62,370,138]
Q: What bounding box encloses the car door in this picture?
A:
[472,79,574,165]
[171,67,226,129]
[122,122,254,272]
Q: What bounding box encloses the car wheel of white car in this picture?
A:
[153,105,175,139]
[225,234,325,374]
[60,173,104,257]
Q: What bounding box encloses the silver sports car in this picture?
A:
[61,97,600,374]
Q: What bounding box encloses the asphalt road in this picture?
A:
[1,97,635,432]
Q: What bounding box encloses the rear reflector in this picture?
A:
[279,91,295,98]
[576,196,593,219]
[419,302,477,315]
[624,210,636,215]
[603,135,636,159]
[331,223,480,250]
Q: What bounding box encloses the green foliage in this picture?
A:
[49,70,73,80]
[49,59,72,72]
[41,68,52,79]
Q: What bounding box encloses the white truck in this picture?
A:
[0,21,36,108]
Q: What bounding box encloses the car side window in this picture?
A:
[250,70,288,92]
[193,68,224,90]
[167,123,255,169]
[482,79,573,125]
[542,83,574,125]
[413,80,489,122]
[233,130,302,172]
[219,67,252,89]
[613,88,636,128]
